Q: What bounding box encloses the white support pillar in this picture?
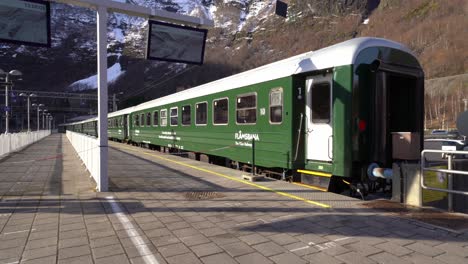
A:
[97,5,108,192]
[27,97,30,132]
[4,75,9,134]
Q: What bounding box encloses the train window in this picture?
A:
[213,98,228,125]
[236,93,256,124]
[160,109,167,126]
[140,113,144,127]
[135,114,140,127]
[182,105,191,126]
[146,112,151,126]
[195,102,207,125]
[311,82,331,123]
[170,107,178,126]
[153,111,159,127]
[270,88,283,124]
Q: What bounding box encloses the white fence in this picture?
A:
[0,130,51,157]
[66,131,101,189]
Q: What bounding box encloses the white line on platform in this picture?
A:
[334,237,351,242]
[2,229,35,235]
[289,237,352,253]
[106,197,160,264]
[290,246,310,252]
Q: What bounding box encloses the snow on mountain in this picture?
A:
[237,0,275,32]
[69,63,126,91]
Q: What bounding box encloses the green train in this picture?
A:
[65,37,424,193]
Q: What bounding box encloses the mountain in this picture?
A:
[0,0,466,114]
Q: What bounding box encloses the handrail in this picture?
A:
[294,113,303,161]
[421,149,468,211]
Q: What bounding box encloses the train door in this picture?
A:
[123,114,129,140]
[306,74,333,162]
[125,114,131,140]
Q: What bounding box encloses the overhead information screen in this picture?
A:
[147,20,208,65]
[0,0,50,47]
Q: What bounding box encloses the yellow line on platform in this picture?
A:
[297,169,332,178]
[115,145,331,208]
[292,182,327,192]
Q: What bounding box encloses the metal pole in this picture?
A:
[463,99,467,112]
[252,138,255,176]
[97,5,108,192]
[5,74,9,134]
[42,112,45,129]
[27,97,30,132]
[448,154,453,212]
[37,107,39,131]
[113,93,117,112]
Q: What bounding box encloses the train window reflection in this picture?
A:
[146,113,151,126]
[182,105,191,126]
[195,102,207,125]
[213,98,228,125]
[312,83,330,123]
[270,88,283,124]
[170,107,178,126]
[236,93,256,124]
[153,111,159,127]
[160,109,167,127]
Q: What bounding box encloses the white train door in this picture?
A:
[306,74,333,162]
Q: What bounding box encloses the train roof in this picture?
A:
[108,107,136,118]
[65,117,98,126]
[66,37,414,126]
[131,37,413,112]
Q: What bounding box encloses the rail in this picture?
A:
[0,130,51,157]
[66,131,100,188]
[421,149,468,211]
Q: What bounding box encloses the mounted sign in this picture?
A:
[146,20,208,65]
[0,0,51,47]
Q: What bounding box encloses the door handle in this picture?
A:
[328,135,333,160]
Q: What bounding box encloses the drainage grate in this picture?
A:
[184,191,225,200]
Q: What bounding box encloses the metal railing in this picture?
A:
[421,149,468,211]
[0,130,51,157]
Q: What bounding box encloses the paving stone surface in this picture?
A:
[0,134,467,264]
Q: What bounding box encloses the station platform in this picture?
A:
[0,134,467,264]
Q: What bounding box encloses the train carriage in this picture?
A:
[66,37,424,192]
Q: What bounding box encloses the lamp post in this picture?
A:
[112,92,123,112]
[0,69,22,133]
[49,116,53,131]
[41,109,47,129]
[19,93,36,132]
[46,114,52,130]
[31,103,44,131]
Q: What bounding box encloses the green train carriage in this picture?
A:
[73,37,424,192]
